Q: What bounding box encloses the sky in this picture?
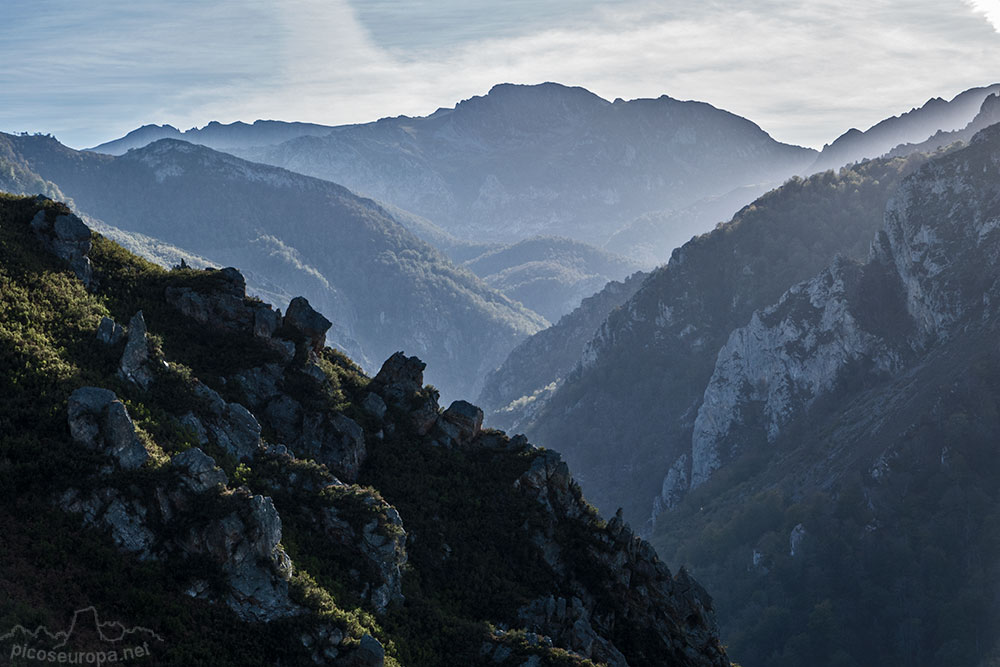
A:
[1,0,999,150]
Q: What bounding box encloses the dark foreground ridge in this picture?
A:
[0,193,730,666]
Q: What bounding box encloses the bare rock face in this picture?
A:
[119,311,154,389]
[30,209,93,287]
[283,296,332,351]
[67,387,149,470]
[297,411,367,482]
[60,488,156,559]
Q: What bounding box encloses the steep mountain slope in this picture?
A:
[98,83,814,247]
[0,132,545,401]
[0,192,730,667]
[654,122,1000,667]
[87,120,336,156]
[479,270,648,432]
[521,150,940,524]
[808,83,1000,172]
[463,237,643,322]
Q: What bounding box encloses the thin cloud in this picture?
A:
[966,0,1000,32]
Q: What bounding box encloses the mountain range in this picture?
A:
[8,78,1000,666]
[90,82,819,256]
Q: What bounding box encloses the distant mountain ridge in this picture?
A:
[91,82,817,258]
[808,83,1000,172]
[87,119,337,156]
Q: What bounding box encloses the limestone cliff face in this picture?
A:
[683,124,1000,491]
[690,259,903,487]
[523,154,927,524]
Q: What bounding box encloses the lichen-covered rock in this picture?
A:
[284,296,332,351]
[67,387,149,470]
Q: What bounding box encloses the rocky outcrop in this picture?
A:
[191,382,263,461]
[436,400,484,445]
[369,351,425,405]
[690,258,902,487]
[176,492,297,622]
[30,207,93,287]
[518,150,934,526]
[118,311,154,389]
[165,266,282,340]
[319,497,407,615]
[284,296,332,351]
[59,439,299,623]
[67,387,150,470]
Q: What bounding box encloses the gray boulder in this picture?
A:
[343,634,385,667]
[193,382,263,461]
[362,393,387,420]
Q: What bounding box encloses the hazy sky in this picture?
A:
[2,0,999,149]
